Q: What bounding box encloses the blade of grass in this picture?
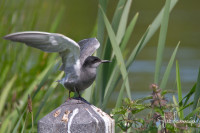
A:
[95,0,109,105]
[175,60,184,119]
[120,12,139,52]
[181,84,196,106]
[101,7,131,100]
[115,73,128,108]
[21,111,28,133]
[110,0,133,61]
[179,101,193,112]
[126,26,150,68]
[102,66,118,109]
[12,110,26,133]
[154,0,171,84]
[116,0,132,44]
[0,75,17,116]
[111,0,127,33]
[193,68,200,110]
[184,107,200,120]
[172,95,181,118]
[160,42,179,89]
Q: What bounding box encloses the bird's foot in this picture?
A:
[66,97,72,102]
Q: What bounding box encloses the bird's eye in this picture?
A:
[93,58,99,62]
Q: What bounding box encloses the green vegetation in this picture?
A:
[112,63,200,132]
[0,0,199,132]
[112,81,200,132]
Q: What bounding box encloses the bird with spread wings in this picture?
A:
[4,31,111,98]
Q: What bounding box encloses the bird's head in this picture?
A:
[83,56,111,68]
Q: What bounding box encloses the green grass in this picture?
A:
[193,68,200,110]
[0,0,64,132]
[112,64,200,132]
[176,60,184,119]
[154,0,171,84]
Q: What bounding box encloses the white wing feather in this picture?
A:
[4,31,80,74]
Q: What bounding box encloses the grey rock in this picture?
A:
[38,98,115,133]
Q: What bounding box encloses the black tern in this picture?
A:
[3,31,111,98]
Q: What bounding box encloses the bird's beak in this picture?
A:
[101,60,112,63]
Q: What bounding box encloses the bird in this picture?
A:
[3,31,111,98]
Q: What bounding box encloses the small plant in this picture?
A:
[111,84,200,132]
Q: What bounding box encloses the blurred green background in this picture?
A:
[0,0,200,132]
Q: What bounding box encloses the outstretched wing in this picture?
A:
[78,38,100,65]
[3,31,80,73]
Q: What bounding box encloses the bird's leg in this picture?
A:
[77,90,81,98]
[69,90,71,99]
[74,87,81,99]
[66,90,71,101]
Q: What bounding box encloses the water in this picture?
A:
[129,47,200,92]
